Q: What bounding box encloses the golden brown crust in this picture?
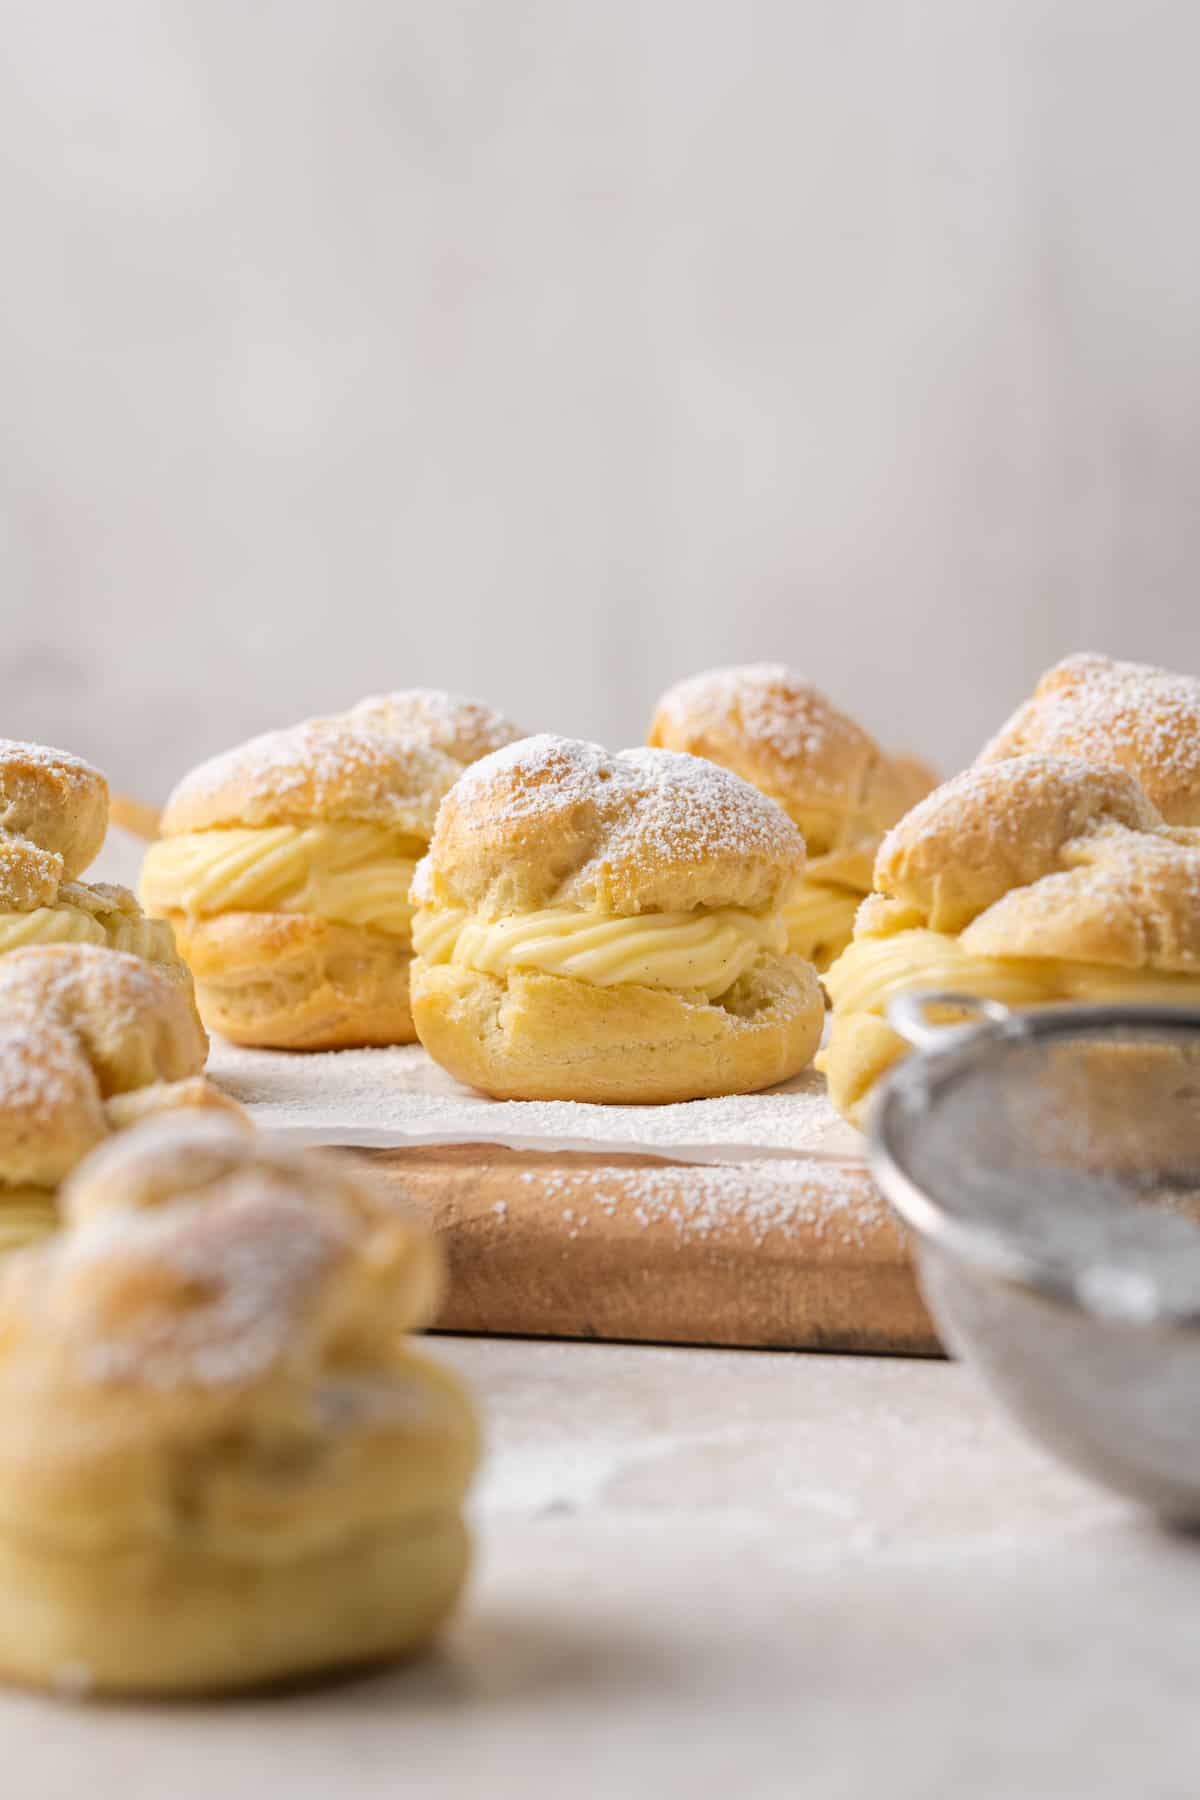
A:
[0,836,64,912]
[960,826,1200,969]
[345,687,524,766]
[0,741,108,881]
[873,756,1160,934]
[160,717,463,840]
[171,911,416,1049]
[0,1023,108,1190]
[0,1117,476,1694]
[426,735,807,917]
[647,665,935,862]
[979,652,1200,825]
[410,955,824,1103]
[0,946,210,1197]
[0,944,207,1095]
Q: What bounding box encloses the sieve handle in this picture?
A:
[886,991,1015,1053]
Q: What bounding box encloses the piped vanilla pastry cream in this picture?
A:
[819,755,1200,1128]
[409,734,825,1103]
[0,944,236,1252]
[0,1114,479,1696]
[978,652,1200,825]
[648,665,936,969]
[140,691,523,1049]
[0,739,190,986]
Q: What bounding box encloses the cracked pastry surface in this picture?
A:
[647,665,936,968]
[410,733,825,1102]
[978,652,1200,825]
[0,1114,478,1695]
[0,945,231,1253]
[818,756,1200,1127]
[140,691,523,1049]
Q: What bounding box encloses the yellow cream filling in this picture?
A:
[0,905,106,952]
[824,928,1200,1017]
[781,881,861,968]
[0,1191,58,1253]
[412,903,787,999]
[820,927,1200,1126]
[0,890,175,963]
[140,825,422,940]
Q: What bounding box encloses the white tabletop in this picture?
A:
[5,1336,1197,1799]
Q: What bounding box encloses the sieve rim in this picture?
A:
[868,1001,1200,1330]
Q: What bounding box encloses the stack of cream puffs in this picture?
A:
[134,651,1200,1125]
[0,740,191,986]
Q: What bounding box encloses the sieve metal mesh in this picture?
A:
[882,1014,1200,1322]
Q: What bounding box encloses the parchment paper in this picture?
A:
[209,1039,862,1166]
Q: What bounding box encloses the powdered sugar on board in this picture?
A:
[207,1039,863,1164]
[522,1160,894,1250]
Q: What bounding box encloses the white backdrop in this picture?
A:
[2,0,1198,801]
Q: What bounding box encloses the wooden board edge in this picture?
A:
[352,1143,942,1356]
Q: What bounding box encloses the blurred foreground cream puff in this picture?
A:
[0,1114,478,1695]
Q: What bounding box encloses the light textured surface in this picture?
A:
[207,1035,860,1159]
[3,1336,1197,1797]
[3,3,1200,793]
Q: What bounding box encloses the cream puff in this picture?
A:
[0,739,190,985]
[819,755,1200,1127]
[140,691,523,1049]
[409,733,825,1102]
[648,665,936,968]
[0,1113,479,1695]
[0,944,231,1251]
[978,652,1200,825]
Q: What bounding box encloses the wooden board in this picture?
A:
[358,1143,939,1355]
[208,1038,938,1355]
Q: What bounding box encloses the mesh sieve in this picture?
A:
[873,999,1200,1325]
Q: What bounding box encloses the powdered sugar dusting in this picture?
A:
[878,755,1158,877]
[0,1019,91,1119]
[208,1039,860,1162]
[162,717,460,835]
[650,664,878,785]
[615,745,802,862]
[520,1159,890,1249]
[981,652,1200,824]
[0,739,99,781]
[347,687,523,765]
[451,732,604,810]
[450,733,804,868]
[62,1190,346,1389]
